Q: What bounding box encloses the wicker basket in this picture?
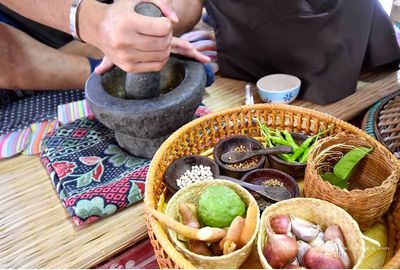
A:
[257,198,365,269]
[304,133,399,230]
[373,91,400,158]
[164,179,260,269]
[144,104,400,269]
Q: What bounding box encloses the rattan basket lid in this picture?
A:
[374,90,400,158]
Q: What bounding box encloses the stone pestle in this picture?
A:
[125,2,163,100]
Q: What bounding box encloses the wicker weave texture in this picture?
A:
[304,134,399,230]
[144,104,400,269]
[374,93,400,158]
[164,179,260,269]
[257,198,365,269]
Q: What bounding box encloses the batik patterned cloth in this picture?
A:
[41,118,150,226]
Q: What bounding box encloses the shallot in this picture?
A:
[270,214,291,234]
[324,224,345,243]
[303,246,345,269]
[290,216,321,242]
[264,229,298,269]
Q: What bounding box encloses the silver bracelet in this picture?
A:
[69,0,85,42]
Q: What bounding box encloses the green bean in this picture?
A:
[333,146,373,180]
[282,130,299,152]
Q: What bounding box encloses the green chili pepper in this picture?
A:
[277,153,294,162]
[259,122,274,147]
[288,136,314,162]
[299,146,311,163]
[271,136,292,147]
[333,147,373,180]
[321,172,349,189]
[282,130,299,152]
[289,129,327,162]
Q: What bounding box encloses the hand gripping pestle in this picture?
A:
[125,2,163,99]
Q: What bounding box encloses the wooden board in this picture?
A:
[0,67,399,268]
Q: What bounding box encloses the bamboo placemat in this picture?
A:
[0,155,147,268]
[0,67,399,268]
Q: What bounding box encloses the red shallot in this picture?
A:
[264,229,298,269]
[303,246,345,269]
[270,214,291,234]
[324,224,345,243]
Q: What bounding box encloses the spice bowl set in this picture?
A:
[144,104,400,269]
[163,133,302,207]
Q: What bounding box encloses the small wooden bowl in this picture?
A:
[164,155,220,194]
[240,168,300,211]
[267,132,308,178]
[213,135,266,179]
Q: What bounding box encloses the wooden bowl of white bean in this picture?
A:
[164,155,220,194]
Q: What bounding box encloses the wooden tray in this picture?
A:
[144,104,400,269]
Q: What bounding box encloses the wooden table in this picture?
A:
[1,67,399,268]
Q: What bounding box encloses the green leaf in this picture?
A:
[333,147,373,180]
[105,145,122,155]
[322,172,349,189]
[127,182,142,204]
[109,153,127,167]
[73,197,117,219]
[76,171,93,188]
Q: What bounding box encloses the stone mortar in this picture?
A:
[85,56,206,158]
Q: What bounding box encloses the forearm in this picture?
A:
[0,0,106,46]
[172,0,203,36]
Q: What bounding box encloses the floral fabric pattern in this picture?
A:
[40,106,210,226]
[41,118,149,226]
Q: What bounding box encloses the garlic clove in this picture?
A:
[297,240,311,266]
[334,239,352,268]
[309,231,325,247]
[290,216,321,242]
[323,240,352,269]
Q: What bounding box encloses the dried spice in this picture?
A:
[226,145,260,169]
[262,179,284,188]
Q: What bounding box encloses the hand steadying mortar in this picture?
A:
[125,2,163,99]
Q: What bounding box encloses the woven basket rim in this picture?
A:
[144,104,399,269]
[256,197,366,269]
[373,90,400,153]
[306,133,400,195]
[164,179,260,262]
